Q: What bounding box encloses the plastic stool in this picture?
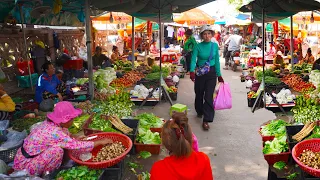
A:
[170,103,187,116]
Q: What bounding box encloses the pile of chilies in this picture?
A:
[111,71,145,88]
[281,74,315,93]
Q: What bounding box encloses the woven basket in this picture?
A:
[0,141,23,163]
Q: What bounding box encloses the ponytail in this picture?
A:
[162,112,193,157]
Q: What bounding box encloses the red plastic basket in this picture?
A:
[63,59,83,70]
[259,128,275,142]
[292,139,320,177]
[134,139,161,155]
[68,132,132,169]
[263,140,291,165]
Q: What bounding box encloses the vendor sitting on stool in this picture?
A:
[272,51,285,70]
[92,46,112,68]
[13,101,112,175]
[111,45,121,63]
[35,62,64,104]
[0,85,22,120]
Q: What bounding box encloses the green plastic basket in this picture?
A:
[16,73,39,88]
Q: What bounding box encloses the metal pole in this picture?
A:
[290,16,294,66]
[131,16,135,68]
[19,5,33,91]
[158,4,162,102]
[85,0,94,100]
[262,8,266,108]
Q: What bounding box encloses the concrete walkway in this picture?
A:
[130,62,277,180]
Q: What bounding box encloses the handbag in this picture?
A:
[196,42,214,76]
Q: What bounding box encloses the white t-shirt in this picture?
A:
[167,26,174,38]
[226,35,242,51]
[211,37,220,48]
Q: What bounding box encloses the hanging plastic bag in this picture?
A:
[214,82,232,110]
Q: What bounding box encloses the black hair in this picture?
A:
[42,62,53,73]
[112,45,118,52]
[95,46,102,51]
[307,48,312,54]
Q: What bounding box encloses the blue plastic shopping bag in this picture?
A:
[214,82,232,110]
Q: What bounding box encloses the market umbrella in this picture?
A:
[91,12,132,23]
[240,0,320,111]
[174,8,215,26]
[293,11,320,24]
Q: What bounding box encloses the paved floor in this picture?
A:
[126,61,278,180]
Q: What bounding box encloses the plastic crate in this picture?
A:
[101,159,125,180]
[134,139,161,155]
[259,128,275,142]
[49,166,105,180]
[63,59,83,70]
[286,125,304,151]
[263,140,291,165]
[16,73,39,88]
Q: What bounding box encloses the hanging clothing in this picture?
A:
[150,151,213,180]
[177,27,185,41]
[35,72,61,104]
[13,120,94,175]
[166,26,174,38]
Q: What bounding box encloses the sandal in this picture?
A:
[202,122,210,130]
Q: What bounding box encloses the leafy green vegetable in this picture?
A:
[286,172,298,180]
[260,120,289,136]
[263,135,288,154]
[68,114,91,134]
[273,161,286,170]
[12,116,46,132]
[88,114,119,133]
[256,69,276,82]
[141,171,151,180]
[264,76,282,85]
[137,129,161,144]
[136,113,164,129]
[55,166,102,180]
[139,151,152,159]
[128,162,142,169]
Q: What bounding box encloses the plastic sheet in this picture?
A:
[0,130,27,151]
[0,121,9,131]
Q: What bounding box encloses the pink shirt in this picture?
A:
[23,120,94,156]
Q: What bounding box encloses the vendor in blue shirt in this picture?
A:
[35,62,63,104]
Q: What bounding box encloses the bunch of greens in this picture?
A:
[12,116,46,132]
[68,114,91,134]
[88,114,119,133]
[306,126,320,139]
[273,161,286,170]
[256,69,276,82]
[136,129,161,144]
[76,78,89,85]
[263,134,288,154]
[264,76,282,85]
[293,106,320,124]
[136,113,164,129]
[55,166,102,180]
[260,120,289,136]
[151,65,161,73]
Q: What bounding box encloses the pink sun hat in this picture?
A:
[47,101,82,124]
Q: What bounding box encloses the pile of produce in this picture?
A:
[309,70,320,88]
[111,70,144,88]
[94,92,134,118]
[76,78,89,85]
[137,129,161,145]
[265,89,295,104]
[88,114,119,133]
[55,166,102,180]
[108,115,133,134]
[12,116,46,132]
[68,114,91,134]
[292,95,320,124]
[255,69,276,82]
[273,161,287,170]
[92,142,127,162]
[114,61,132,71]
[93,68,117,96]
[306,126,320,139]
[298,150,320,169]
[136,113,164,129]
[247,91,258,98]
[145,65,170,81]
[166,86,178,93]
[292,122,316,142]
[264,76,282,85]
[293,63,313,74]
[263,134,288,154]
[77,101,94,114]
[282,74,315,92]
[260,119,288,136]
[130,85,160,99]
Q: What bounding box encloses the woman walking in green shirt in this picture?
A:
[190,25,224,130]
[183,29,197,73]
